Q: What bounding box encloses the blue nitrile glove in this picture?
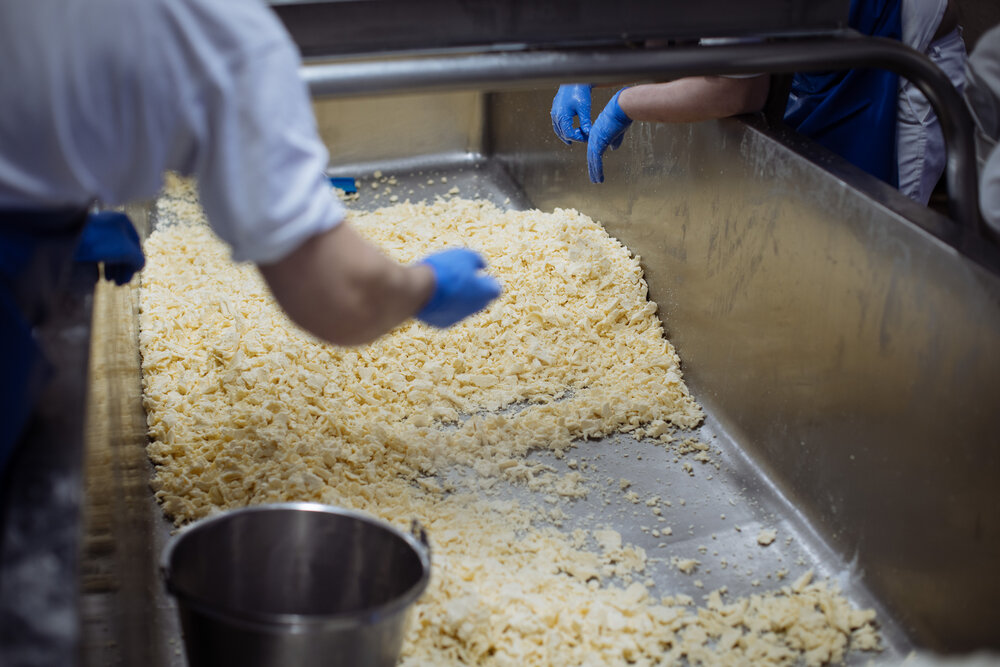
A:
[551,84,594,144]
[74,210,145,285]
[587,88,633,184]
[416,248,502,328]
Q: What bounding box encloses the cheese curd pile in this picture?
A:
[139,177,881,665]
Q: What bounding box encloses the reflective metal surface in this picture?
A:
[490,88,1000,649]
[301,35,982,247]
[81,89,1000,665]
[162,503,430,667]
[271,0,847,58]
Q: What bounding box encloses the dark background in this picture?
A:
[956,0,999,50]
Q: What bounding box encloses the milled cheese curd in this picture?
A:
[139,176,882,665]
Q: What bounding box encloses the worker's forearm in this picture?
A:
[258,222,435,346]
[617,76,769,124]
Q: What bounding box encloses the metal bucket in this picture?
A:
[160,503,431,667]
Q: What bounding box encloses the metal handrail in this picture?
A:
[300,31,982,249]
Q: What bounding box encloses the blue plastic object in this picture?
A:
[328,177,357,194]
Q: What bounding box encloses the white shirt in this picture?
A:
[901,0,948,53]
[0,0,344,264]
[964,25,1000,231]
[895,0,966,205]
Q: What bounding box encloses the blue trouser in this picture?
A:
[0,209,143,493]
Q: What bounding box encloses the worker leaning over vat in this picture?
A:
[0,0,501,494]
[552,0,967,209]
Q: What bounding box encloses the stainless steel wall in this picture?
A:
[83,90,1000,663]
[272,0,848,58]
[487,88,1000,650]
[314,92,485,169]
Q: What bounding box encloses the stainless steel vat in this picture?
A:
[490,88,1000,649]
[81,87,1000,665]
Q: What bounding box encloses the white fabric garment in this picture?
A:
[963,25,1000,231]
[983,145,1000,232]
[965,25,1000,146]
[901,0,948,54]
[896,0,967,205]
[0,0,344,264]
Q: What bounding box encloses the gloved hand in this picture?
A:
[416,248,502,328]
[587,88,633,184]
[551,84,594,144]
[74,210,145,285]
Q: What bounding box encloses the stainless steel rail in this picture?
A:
[301,32,982,251]
[272,0,847,58]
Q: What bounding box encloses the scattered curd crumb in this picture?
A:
[758,528,778,546]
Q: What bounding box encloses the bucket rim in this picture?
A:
[160,502,431,630]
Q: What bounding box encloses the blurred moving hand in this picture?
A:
[587,88,633,184]
[551,84,594,144]
[416,248,502,328]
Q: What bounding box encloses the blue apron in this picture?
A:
[0,209,143,491]
[784,0,903,187]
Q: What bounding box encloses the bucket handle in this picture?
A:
[410,518,430,556]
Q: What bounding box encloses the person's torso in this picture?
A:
[901,0,950,54]
[0,0,287,212]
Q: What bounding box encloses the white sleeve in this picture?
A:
[982,144,1000,233]
[159,0,344,265]
[194,36,344,265]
